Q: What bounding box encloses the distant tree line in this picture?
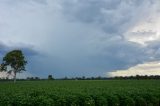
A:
[58,75,160,80]
[0,75,160,81]
[26,75,55,80]
[112,75,160,80]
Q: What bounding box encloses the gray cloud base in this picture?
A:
[0,0,160,78]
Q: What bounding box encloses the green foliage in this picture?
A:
[1,50,27,72]
[0,80,159,106]
[48,75,54,80]
[1,50,27,83]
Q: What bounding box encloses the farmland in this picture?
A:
[0,80,159,106]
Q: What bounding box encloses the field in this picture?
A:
[0,80,159,106]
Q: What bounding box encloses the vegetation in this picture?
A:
[0,80,159,106]
[59,75,160,80]
[1,50,27,83]
[48,75,54,80]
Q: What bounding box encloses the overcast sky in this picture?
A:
[0,0,160,78]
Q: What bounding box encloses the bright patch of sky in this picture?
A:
[107,61,160,77]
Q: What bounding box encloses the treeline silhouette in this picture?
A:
[111,75,160,80]
[0,75,160,81]
[58,75,160,80]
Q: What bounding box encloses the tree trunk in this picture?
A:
[13,71,16,83]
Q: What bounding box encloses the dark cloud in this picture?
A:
[0,0,160,78]
[0,43,9,56]
[86,40,148,71]
[60,0,159,34]
[29,38,156,77]
[146,41,160,60]
[0,42,38,59]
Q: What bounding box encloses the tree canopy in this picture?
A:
[1,50,27,83]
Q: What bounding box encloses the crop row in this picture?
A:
[0,80,159,106]
[0,90,159,106]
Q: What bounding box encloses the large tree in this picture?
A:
[1,50,27,83]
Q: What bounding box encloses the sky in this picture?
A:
[0,0,160,78]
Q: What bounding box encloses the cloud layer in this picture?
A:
[0,0,160,78]
[107,61,160,77]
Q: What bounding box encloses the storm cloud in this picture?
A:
[0,0,160,78]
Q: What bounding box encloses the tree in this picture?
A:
[48,75,54,80]
[1,50,27,83]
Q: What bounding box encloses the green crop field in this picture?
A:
[0,80,159,106]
